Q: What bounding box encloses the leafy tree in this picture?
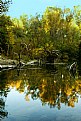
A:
[12,17,29,62]
[0,0,13,55]
[0,0,12,14]
[0,5,81,61]
[0,15,14,55]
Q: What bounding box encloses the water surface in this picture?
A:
[0,64,81,121]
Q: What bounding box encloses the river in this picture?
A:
[0,63,81,121]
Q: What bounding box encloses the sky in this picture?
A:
[7,0,81,18]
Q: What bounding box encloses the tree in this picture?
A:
[0,0,13,55]
[12,17,29,62]
[0,0,12,14]
[0,15,14,55]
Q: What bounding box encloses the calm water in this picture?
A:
[0,64,81,121]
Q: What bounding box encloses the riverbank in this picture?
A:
[0,55,39,71]
[0,55,18,65]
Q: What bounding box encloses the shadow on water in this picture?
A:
[77,61,81,77]
[42,63,58,74]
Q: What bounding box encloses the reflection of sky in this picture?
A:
[7,0,81,18]
[3,88,81,121]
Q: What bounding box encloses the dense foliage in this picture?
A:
[0,0,12,14]
[0,5,81,62]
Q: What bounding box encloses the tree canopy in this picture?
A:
[0,6,81,62]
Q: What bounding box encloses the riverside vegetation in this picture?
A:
[0,0,81,64]
[1,1,81,121]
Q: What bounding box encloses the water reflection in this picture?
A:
[77,61,81,76]
[0,64,81,120]
[0,70,11,120]
[0,97,8,120]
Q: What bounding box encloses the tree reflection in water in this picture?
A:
[0,71,10,120]
[0,64,81,111]
[0,97,8,120]
[0,90,9,120]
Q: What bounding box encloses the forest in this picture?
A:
[0,1,81,120]
[0,0,81,63]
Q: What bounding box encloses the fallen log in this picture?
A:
[26,60,38,65]
[0,64,16,70]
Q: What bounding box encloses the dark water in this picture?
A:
[0,63,81,121]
